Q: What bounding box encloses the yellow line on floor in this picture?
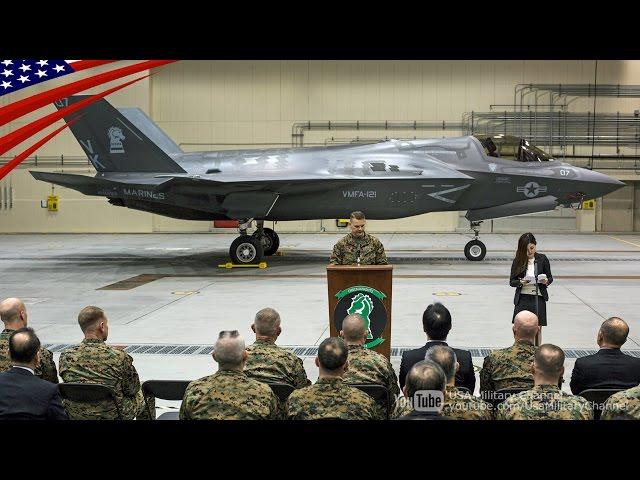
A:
[607,235,640,249]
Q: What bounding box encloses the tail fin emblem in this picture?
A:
[108,126,126,154]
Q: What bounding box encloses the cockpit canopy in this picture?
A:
[473,134,555,162]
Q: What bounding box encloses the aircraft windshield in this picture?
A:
[474,135,554,162]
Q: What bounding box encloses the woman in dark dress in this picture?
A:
[510,233,553,341]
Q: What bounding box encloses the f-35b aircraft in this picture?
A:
[31,96,625,263]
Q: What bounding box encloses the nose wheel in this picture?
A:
[464,221,487,261]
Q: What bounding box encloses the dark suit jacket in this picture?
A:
[399,340,476,393]
[570,348,640,395]
[0,367,68,420]
[510,252,553,304]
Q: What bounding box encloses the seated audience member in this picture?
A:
[341,314,400,398]
[59,306,154,420]
[601,385,640,420]
[570,317,640,394]
[180,330,279,420]
[0,328,68,420]
[286,337,382,420]
[425,345,492,420]
[400,303,475,393]
[396,360,450,420]
[0,297,58,383]
[244,307,310,388]
[497,344,592,420]
[480,310,538,400]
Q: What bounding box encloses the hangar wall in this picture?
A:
[1,60,639,233]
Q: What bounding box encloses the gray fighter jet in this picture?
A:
[31,96,625,263]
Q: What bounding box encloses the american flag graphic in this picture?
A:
[0,59,177,180]
[1,60,82,96]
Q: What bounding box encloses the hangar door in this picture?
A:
[601,183,634,232]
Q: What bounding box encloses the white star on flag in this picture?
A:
[18,64,31,72]
[35,70,47,78]
[1,81,12,89]
[36,60,48,67]
[1,60,13,67]
[53,64,65,73]
[1,69,13,77]
[17,75,30,83]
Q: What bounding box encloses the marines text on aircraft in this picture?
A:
[31,97,625,263]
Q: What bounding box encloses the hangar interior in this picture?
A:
[2,61,640,413]
[2,60,640,234]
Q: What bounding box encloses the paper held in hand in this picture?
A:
[537,273,547,283]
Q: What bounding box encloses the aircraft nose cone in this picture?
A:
[585,170,626,198]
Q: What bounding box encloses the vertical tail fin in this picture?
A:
[55,96,186,173]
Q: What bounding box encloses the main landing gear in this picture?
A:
[464,221,487,261]
[229,219,280,265]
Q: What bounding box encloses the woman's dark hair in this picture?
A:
[514,232,537,274]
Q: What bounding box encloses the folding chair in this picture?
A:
[58,383,123,420]
[265,382,295,403]
[578,388,624,420]
[351,384,390,419]
[142,380,191,420]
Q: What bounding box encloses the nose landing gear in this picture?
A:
[464,221,487,261]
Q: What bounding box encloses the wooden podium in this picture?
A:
[327,265,393,359]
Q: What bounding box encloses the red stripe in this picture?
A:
[69,60,115,71]
[0,60,176,126]
[0,118,80,181]
[0,74,149,156]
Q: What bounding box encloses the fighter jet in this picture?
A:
[31,96,625,263]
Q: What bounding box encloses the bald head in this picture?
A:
[533,344,565,384]
[253,307,281,338]
[513,310,539,343]
[213,330,247,370]
[599,317,629,348]
[341,314,367,343]
[425,345,457,383]
[0,298,27,329]
[404,360,447,398]
[9,327,40,367]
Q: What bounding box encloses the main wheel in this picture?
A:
[464,239,486,261]
[230,235,264,264]
[259,228,280,256]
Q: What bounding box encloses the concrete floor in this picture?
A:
[2,232,640,407]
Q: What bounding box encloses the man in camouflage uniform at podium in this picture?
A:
[330,211,388,266]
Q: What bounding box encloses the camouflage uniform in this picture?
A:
[601,385,640,420]
[330,232,387,265]
[179,369,279,420]
[286,377,383,420]
[0,328,58,383]
[480,340,535,401]
[343,344,400,418]
[59,338,154,420]
[244,340,311,389]
[391,386,493,420]
[496,384,593,420]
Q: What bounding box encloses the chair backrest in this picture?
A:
[142,380,191,401]
[58,382,123,420]
[487,387,528,409]
[266,382,295,403]
[350,384,390,419]
[579,388,624,420]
